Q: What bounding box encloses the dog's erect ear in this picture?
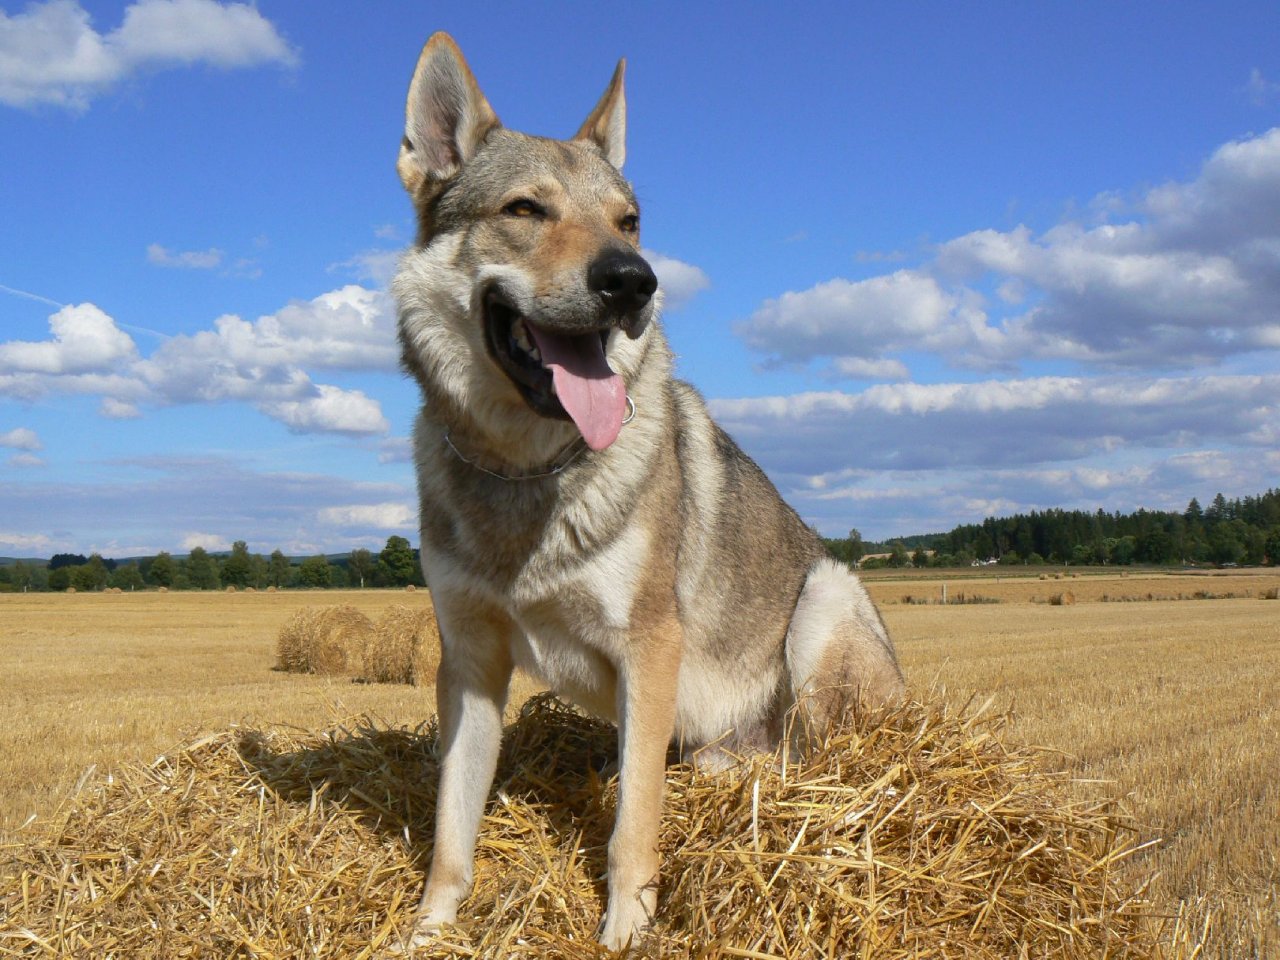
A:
[574,59,626,169]
[398,33,500,194]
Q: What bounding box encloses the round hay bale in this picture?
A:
[404,583,417,592]
[245,586,256,593]
[0,696,1206,959]
[225,585,237,593]
[65,586,76,594]
[266,585,278,593]
[360,604,439,685]
[158,585,168,593]
[0,695,1201,959]
[275,606,373,676]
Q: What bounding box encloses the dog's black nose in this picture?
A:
[588,249,658,316]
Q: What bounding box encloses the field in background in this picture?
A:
[1,571,1277,956]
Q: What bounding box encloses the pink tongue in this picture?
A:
[527,327,627,451]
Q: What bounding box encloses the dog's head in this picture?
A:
[393,33,660,454]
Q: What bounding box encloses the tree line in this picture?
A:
[0,536,427,593]
[824,489,1280,569]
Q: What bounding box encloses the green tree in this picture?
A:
[348,548,375,588]
[298,554,332,588]
[1184,497,1203,524]
[71,554,110,591]
[185,547,220,590]
[1207,523,1245,566]
[1110,536,1137,566]
[109,563,145,591]
[9,560,41,591]
[1265,528,1280,566]
[48,567,72,591]
[1241,526,1266,566]
[250,553,269,589]
[378,536,418,586]
[887,541,910,568]
[220,540,253,588]
[268,549,292,588]
[1206,492,1229,524]
[911,546,930,569]
[48,553,88,571]
[147,551,175,587]
[846,529,865,565]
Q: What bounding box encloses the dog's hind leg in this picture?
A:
[784,558,905,735]
[406,601,514,946]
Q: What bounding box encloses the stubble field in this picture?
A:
[1,569,1277,957]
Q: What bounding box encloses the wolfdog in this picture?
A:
[391,32,904,950]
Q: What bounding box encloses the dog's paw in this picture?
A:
[597,908,650,953]
[378,916,458,957]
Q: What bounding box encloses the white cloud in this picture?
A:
[0,531,58,553]
[377,435,413,464]
[642,250,710,311]
[7,452,46,468]
[180,531,231,552]
[737,127,1280,377]
[1,455,416,555]
[100,397,141,419]
[330,249,402,288]
[0,0,297,110]
[147,243,224,269]
[739,271,999,373]
[0,303,137,374]
[0,427,42,450]
[317,502,416,530]
[0,286,394,436]
[262,385,389,436]
[1246,68,1280,107]
[177,285,397,373]
[711,373,1279,477]
[831,357,910,381]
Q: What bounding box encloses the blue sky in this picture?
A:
[2,0,1279,558]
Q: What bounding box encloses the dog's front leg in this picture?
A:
[408,606,512,945]
[598,617,682,950]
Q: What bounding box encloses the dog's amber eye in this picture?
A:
[504,199,542,218]
[619,214,639,234]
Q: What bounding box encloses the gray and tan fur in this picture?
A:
[391,33,904,951]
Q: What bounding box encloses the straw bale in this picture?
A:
[360,603,440,685]
[0,694,1201,959]
[275,605,374,676]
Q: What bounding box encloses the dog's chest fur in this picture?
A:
[415,407,679,721]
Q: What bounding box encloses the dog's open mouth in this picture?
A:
[483,291,628,451]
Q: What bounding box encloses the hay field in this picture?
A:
[0,590,539,839]
[2,575,1278,956]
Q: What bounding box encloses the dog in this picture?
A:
[391,32,905,951]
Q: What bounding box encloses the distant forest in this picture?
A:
[825,489,1280,569]
[0,536,426,593]
[4,490,1279,593]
